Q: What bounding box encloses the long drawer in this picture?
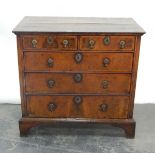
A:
[25,73,131,94]
[24,52,133,72]
[26,95,129,119]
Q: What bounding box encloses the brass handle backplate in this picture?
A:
[120,40,126,49]
[73,73,83,83]
[47,58,54,67]
[102,80,109,89]
[103,58,110,67]
[63,39,69,48]
[32,39,37,48]
[47,36,53,45]
[100,103,108,112]
[73,96,83,104]
[103,36,110,45]
[88,39,95,49]
[48,102,57,112]
[74,53,83,63]
[47,80,55,88]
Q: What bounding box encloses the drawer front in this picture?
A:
[25,52,133,72]
[25,73,131,94]
[27,95,129,119]
[80,36,135,51]
[23,35,77,50]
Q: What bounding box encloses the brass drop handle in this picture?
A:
[88,39,95,49]
[73,96,83,104]
[103,58,110,67]
[100,104,108,112]
[74,53,83,63]
[47,58,54,67]
[73,73,83,83]
[102,80,109,89]
[47,80,55,88]
[48,102,57,112]
[32,39,37,48]
[47,36,53,45]
[63,39,69,48]
[103,36,110,45]
[120,40,126,49]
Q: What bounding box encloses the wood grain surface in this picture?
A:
[26,95,129,119]
[25,73,131,94]
[24,52,133,72]
[12,17,145,34]
[79,36,135,51]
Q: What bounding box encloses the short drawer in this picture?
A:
[24,52,133,72]
[25,73,131,94]
[26,95,129,119]
[79,36,135,51]
[23,35,77,50]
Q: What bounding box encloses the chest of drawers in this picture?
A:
[13,17,145,138]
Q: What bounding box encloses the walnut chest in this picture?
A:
[13,17,145,138]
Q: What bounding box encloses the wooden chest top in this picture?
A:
[12,16,145,34]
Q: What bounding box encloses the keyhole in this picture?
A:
[74,53,83,63]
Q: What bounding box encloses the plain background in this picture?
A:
[0,0,154,104]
